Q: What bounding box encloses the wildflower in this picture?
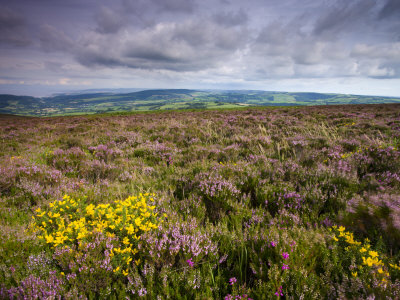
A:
[282,252,289,260]
[369,250,378,258]
[270,241,277,247]
[138,288,147,296]
[282,263,290,270]
[187,258,194,267]
[274,286,283,297]
[352,271,357,277]
[229,277,237,285]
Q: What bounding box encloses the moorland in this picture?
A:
[1,104,400,299]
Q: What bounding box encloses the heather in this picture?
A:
[0,104,400,299]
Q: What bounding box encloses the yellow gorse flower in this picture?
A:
[369,251,378,258]
[31,193,162,275]
[331,226,390,282]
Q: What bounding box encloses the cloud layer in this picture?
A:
[0,0,400,96]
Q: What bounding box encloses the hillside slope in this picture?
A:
[1,89,399,116]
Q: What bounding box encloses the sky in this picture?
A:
[0,0,400,97]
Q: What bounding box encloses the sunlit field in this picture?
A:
[1,104,400,299]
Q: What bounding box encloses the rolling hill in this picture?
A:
[1,89,400,116]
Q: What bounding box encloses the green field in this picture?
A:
[1,89,400,116]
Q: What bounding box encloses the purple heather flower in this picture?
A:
[138,288,147,296]
[270,241,277,247]
[274,286,283,297]
[282,263,290,270]
[282,252,289,260]
[225,295,233,300]
[229,277,237,285]
[187,258,194,267]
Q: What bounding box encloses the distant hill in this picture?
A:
[0,89,399,116]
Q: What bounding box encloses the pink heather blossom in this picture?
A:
[186,258,194,267]
[275,286,284,297]
[282,263,290,270]
[282,252,289,260]
[229,277,237,285]
[270,241,277,247]
[138,288,147,296]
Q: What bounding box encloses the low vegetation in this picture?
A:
[1,104,400,298]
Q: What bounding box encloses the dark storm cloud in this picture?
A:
[0,6,31,46]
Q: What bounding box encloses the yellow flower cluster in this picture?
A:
[32,193,161,274]
[10,156,23,160]
[389,263,400,271]
[377,145,398,151]
[333,226,362,246]
[331,226,390,285]
[339,145,398,160]
[339,146,370,160]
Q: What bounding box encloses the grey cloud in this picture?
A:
[76,51,122,69]
[313,0,376,37]
[0,6,24,27]
[122,0,195,15]
[0,6,31,46]
[291,42,325,65]
[152,0,196,13]
[351,43,400,60]
[74,0,400,81]
[39,24,74,52]
[246,36,400,81]
[3,0,400,96]
[72,18,249,72]
[213,9,248,27]
[355,60,396,78]
[172,19,248,48]
[350,43,400,78]
[44,61,68,73]
[95,6,124,34]
[379,0,400,18]
[256,22,288,45]
[124,45,185,64]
